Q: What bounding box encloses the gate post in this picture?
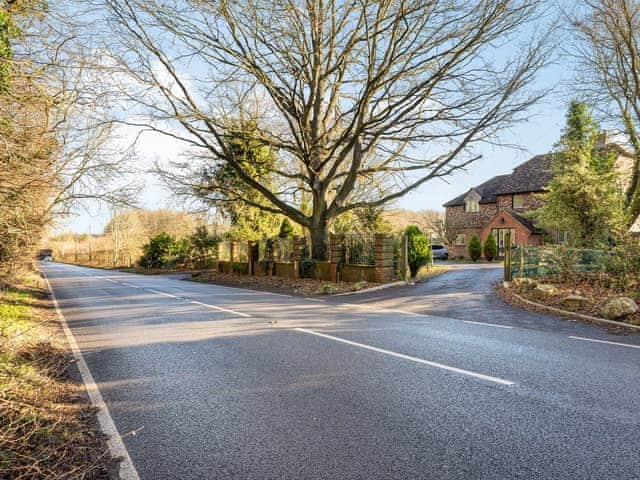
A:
[504,231,513,282]
[248,241,259,276]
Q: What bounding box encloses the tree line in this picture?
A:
[3,1,640,269]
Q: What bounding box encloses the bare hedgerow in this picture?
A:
[0,286,114,479]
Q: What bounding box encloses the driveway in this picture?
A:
[334,262,640,339]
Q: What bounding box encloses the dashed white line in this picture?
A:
[43,272,140,480]
[295,328,514,386]
[147,288,178,299]
[190,300,252,318]
[569,336,640,350]
[95,277,251,318]
[464,320,513,329]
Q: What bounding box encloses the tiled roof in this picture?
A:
[509,210,543,234]
[442,174,509,207]
[494,155,554,195]
[443,155,554,207]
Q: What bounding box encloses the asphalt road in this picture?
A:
[42,262,640,480]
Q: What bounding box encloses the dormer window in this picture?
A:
[465,199,480,212]
[464,190,481,213]
[512,194,524,209]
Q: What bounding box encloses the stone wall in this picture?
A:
[445,203,498,230]
[496,193,543,212]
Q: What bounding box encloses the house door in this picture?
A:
[492,228,516,258]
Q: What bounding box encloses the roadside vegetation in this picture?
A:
[0,271,113,478]
[501,102,640,329]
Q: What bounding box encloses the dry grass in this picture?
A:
[0,272,114,479]
[414,265,449,282]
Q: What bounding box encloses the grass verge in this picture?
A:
[414,265,450,283]
[0,272,114,479]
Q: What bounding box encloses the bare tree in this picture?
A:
[569,0,640,225]
[100,0,550,259]
[0,1,136,270]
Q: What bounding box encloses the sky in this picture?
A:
[59,5,571,235]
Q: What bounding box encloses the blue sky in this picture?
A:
[60,6,571,234]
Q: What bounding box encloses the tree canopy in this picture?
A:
[101,0,550,259]
[533,101,626,247]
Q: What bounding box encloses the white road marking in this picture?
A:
[97,276,250,318]
[147,288,178,299]
[120,282,140,289]
[190,300,252,318]
[43,272,141,480]
[295,328,514,386]
[464,320,513,329]
[569,336,640,350]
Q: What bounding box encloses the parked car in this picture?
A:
[431,244,449,260]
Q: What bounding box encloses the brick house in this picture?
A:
[443,146,634,258]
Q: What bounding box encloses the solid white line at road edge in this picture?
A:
[569,336,640,350]
[295,328,514,386]
[43,273,141,480]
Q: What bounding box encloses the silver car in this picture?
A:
[431,244,449,260]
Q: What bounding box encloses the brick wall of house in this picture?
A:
[445,194,545,258]
[445,203,498,229]
[496,193,544,212]
[480,212,542,247]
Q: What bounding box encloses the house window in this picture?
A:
[465,199,480,213]
[455,234,466,246]
[512,194,524,209]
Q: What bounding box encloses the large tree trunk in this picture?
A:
[310,191,330,260]
[310,221,330,261]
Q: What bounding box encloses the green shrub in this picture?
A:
[604,242,640,290]
[405,225,431,277]
[468,234,482,262]
[139,233,175,268]
[278,218,294,238]
[300,259,315,278]
[483,234,497,261]
[190,226,219,267]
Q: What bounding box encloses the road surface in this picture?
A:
[42,262,640,480]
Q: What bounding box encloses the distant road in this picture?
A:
[43,262,640,480]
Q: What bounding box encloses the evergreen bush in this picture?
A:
[468,234,482,262]
[483,234,497,261]
[405,225,431,277]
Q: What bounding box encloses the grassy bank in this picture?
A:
[0,272,113,479]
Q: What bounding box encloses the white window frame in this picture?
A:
[512,194,524,209]
[455,234,466,246]
[465,199,480,213]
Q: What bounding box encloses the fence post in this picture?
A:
[519,247,525,279]
[504,231,513,282]
[229,241,236,263]
[248,241,256,275]
[401,234,410,282]
[329,234,344,282]
[292,236,306,279]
